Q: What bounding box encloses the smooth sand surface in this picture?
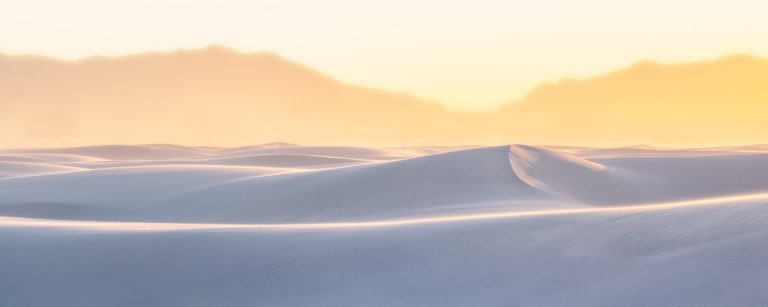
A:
[1,144,768,306]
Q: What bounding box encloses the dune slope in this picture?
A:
[2,144,768,306]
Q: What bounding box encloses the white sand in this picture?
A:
[1,144,768,306]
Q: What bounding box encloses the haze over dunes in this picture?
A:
[2,46,767,147]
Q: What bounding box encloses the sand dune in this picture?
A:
[2,144,768,306]
[0,161,85,178]
[2,143,767,220]
[2,144,209,160]
[510,145,768,205]
[0,145,565,222]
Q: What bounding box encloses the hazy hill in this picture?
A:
[1,46,767,147]
[498,54,768,146]
[0,45,488,147]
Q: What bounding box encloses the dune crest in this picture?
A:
[2,144,768,305]
[508,145,625,204]
[2,144,768,222]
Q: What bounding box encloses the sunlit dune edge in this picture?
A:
[2,191,768,231]
[3,143,768,306]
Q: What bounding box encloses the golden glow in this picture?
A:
[2,1,768,147]
[2,49,768,148]
[2,0,768,110]
[498,55,768,147]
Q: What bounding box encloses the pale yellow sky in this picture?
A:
[2,0,767,110]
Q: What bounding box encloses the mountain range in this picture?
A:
[2,45,767,147]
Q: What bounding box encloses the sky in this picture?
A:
[2,0,767,111]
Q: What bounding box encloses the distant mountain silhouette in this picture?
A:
[498,54,768,146]
[0,45,487,147]
[1,46,767,147]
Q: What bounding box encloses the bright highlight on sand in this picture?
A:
[2,191,768,231]
[2,144,768,231]
[3,141,768,306]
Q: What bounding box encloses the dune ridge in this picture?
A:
[3,191,768,231]
[2,144,768,222]
[3,144,768,306]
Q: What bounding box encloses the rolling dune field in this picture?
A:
[2,144,768,306]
